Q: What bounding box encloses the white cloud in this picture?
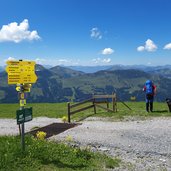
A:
[102,48,114,55]
[6,57,16,61]
[137,39,157,52]
[3,56,16,63]
[35,58,47,65]
[103,58,111,63]
[137,46,145,52]
[92,57,111,64]
[90,27,102,40]
[145,39,157,51]
[0,19,40,43]
[2,57,17,65]
[163,43,171,50]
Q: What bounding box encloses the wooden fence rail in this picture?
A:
[67,93,117,123]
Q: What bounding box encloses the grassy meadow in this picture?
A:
[0,135,120,171]
[0,101,170,121]
[0,101,170,170]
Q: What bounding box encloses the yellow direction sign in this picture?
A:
[6,60,37,84]
[6,60,36,66]
[21,73,37,84]
[8,73,37,84]
[6,65,35,73]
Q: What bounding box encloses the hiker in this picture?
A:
[143,80,156,112]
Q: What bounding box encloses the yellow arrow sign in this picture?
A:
[6,64,35,73]
[8,73,37,84]
[6,61,20,65]
[6,60,36,66]
[21,74,37,83]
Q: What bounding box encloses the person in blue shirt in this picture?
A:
[143,80,156,112]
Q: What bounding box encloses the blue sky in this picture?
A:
[0,0,171,66]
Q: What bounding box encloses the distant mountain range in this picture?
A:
[0,66,4,72]
[66,65,113,73]
[0,64,171,103]
[67,64,171,74]
[2,64,171,74]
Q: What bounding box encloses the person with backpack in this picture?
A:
[143,80,156,112]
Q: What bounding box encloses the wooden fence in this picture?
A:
[67,93,117,123]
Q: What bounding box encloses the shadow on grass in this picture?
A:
[153,110,169,113]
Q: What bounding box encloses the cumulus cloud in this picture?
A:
[163,43,171,50]
[92,57,111,64]
[0,19,40,43]
[137,46,145,52]
[137,39,157,52]
[90,27,102,40]
[102,48,114,55]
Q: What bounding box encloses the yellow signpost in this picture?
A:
[6,60,37,84]
[6,60,37,151]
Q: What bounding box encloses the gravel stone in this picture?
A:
[1,116,171,170]
[49,117,171,170]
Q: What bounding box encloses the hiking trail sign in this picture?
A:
[5,60,37,151]
[16,107,33,125]
[6,60,37,84]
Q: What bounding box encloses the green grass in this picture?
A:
[69,101,171,121]
[0,102,170,121]
[0,136,120,171]
[0,103,67,119]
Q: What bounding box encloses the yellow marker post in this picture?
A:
[6,60,37,152]
[20,99,26,107]
[20,93,25,99]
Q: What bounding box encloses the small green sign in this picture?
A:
[16,107,32,124]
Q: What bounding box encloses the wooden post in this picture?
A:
[67,102,71,123]
[93,98,96,114]
[107,99,109,109]
[115,93,117,112]
[112,93,117,112]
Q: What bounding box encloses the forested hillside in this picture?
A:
[0,64,171,103]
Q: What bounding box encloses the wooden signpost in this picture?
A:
[6,60,37,151]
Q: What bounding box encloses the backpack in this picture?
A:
[145,80,153,95]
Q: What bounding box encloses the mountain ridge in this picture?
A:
[0,65,171,103]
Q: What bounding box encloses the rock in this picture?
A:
[99,147,110,152]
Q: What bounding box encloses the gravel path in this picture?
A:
[1,116,171,170]
[0,117,62,136]
[50,117,171,171]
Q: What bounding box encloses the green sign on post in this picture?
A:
[16,107,32,125]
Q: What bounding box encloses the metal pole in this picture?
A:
[93,98,96,114]
[21,121,25,151]
[18,124,21,136]
[20,84,25,151]
[67,102,71,123]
